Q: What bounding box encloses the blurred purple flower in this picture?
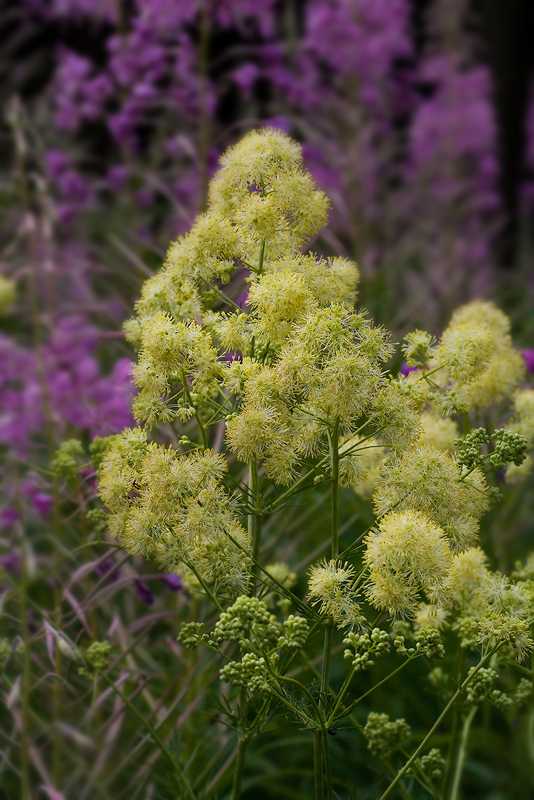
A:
[522,349,534,373]
[400,363,419,376]
[233,63,259,95]
[45,150,70,179]
[159,573,183,592]
[95,558,121,583]
[0,553,20,573]
[134,577,154,605]
[108,165,128,191]
[0,507,19,527]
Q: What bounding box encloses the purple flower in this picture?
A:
[134,577,154,605]
[108,165,128,191]
[522,349,534,374]
[159,573,183,592]
[233,63,259,95]
[95,558,121,583]
[400,363,419,376]
[1,507,19,527]
[45,150,70,179]
[0,552,20,574]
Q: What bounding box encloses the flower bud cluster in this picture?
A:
[465,667,498,705]
[210,596,280,651]
[414,626,445,659]
[184,597,310,697]
[454,428,489,470]
[219,653,273,695]
[278,616,310,649]
[363,712,411,759]
[413,749,446,781]
[51,439,84,480]
[343,628,389,671]
[177,622,208,650]
[514,678,533,706]
[488,429,527,471]
[79,640,111,678]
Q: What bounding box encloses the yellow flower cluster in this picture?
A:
[363,510,453,615]
[98,429,251,594]
[307,559,364,628]
[373,443,489,552]
[412,300,526,415]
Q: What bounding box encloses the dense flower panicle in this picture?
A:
[349,437,386,500]
[441,301,525,409]
[308,560,364,629]
[363,510,454,615]
[450,547,489,611]
[418,411,459,451]
[247,269,317,345]
[414,603,448,630]
[510,389,534,448]
[98,431,251,594]
[436,322,493,385]
[402,329,436,368]
[373,444,489,551]
[132,310,222,425]
[369,379,423,450]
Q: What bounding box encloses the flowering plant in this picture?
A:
[92,130,534,799]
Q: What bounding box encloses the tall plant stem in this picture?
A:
[231,686,249,800]
[328,420,340,559]
[314,731,324,800]
[442,647,466,798]
[181,369,208,449]
[248,460,262,593]
[449,706,476,800]
[315,419,340,799]
[229,463,262,798]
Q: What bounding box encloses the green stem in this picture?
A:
[320,622,334,703]
[442,647,466,798]
[325,666,355,729]
[377,646,501,800]
[449,706,477,800]
[314,730,324,800]
[231,686,249,800]
[328,420,340,558]
[321,727,333,800]
[100,672,196,800]
[258,239,266,275]
[248,460,262,594]
[181,369,208,449]
[186,560,224,613]
[318,619,334,797]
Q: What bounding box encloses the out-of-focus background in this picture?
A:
[2,0,534,529]
[1,5,534,800]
